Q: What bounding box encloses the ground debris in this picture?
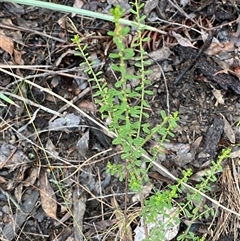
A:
[197,117,224,166]
[173,45,240,94]
[2,190,39,240]
[72,187,86,241]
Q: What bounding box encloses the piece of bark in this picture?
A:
[197,117,224,166]
[173,46,240,94]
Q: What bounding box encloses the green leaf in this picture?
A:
[144,60,152,66]
[109,53,120,59]
[131,42,140,48]
[96,70,103,76]
[134,159,142,167]
[120,67,127,76]
[112,137,122,145]
[107,30,115,36]
[184,209,192,218]
[135,62,142,68]
[142,36,150,42]
[124,48,135,59]
[111,64,122,72]
[122,26,130,36]
[130,9,137,14]
[142,112,149,118]
[139,15,146,22]
[133,137,144,146]
[128,91,140,98]
[141,99,150,107]
[0,92,17,106]
[139,3,145,8]
[145,90,153,95]
[115,80,123,88]
[142,123,150,134]
[145,69,152,75]
[124,74,137,81]
[160,110,167,119]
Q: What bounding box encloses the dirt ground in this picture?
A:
[0,0,240,240]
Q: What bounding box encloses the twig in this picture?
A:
[0,66,98,90]
[168,0,207,30]
[174,31,213,85]
[155,62,170,115]
[2,91,64,117]
[49,87,91,122]
[0,147,17,169]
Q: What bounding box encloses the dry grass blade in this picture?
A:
[111,196,133,241]
[214,161,240,240]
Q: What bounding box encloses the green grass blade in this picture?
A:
[1,0,166,34]
[0,92,19,107]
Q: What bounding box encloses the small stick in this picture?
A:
[0,147,17,169]
[49,87,91,122]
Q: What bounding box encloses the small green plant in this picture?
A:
[72,3,178,191]
[71,3,229,241]
[141,149,230,241]
[176,148,230,241]
[141,169,192,241]
[71,1,179,239]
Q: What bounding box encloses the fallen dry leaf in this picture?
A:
[230,149,240,159]
[76,130,89,158]
[132,183,153,202]
[0,32,14,55]
[190,168,214,182]
[46,138,59,159]
[134,208,180,241]
[13,49,23,65]
[180,0,190,7]
[24,167,39,187]
[172,31,196,48]
[78,100,96,114]
[14,183,23,203]
[233,66,240,79]
[144,0,158,17]
[39,170,57,220]
[210,84,224,106]
[0,142,30,172]
[107,0,131,11]
[205,41,234,56]
[0,176,7,184]
[221,114,235,144]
